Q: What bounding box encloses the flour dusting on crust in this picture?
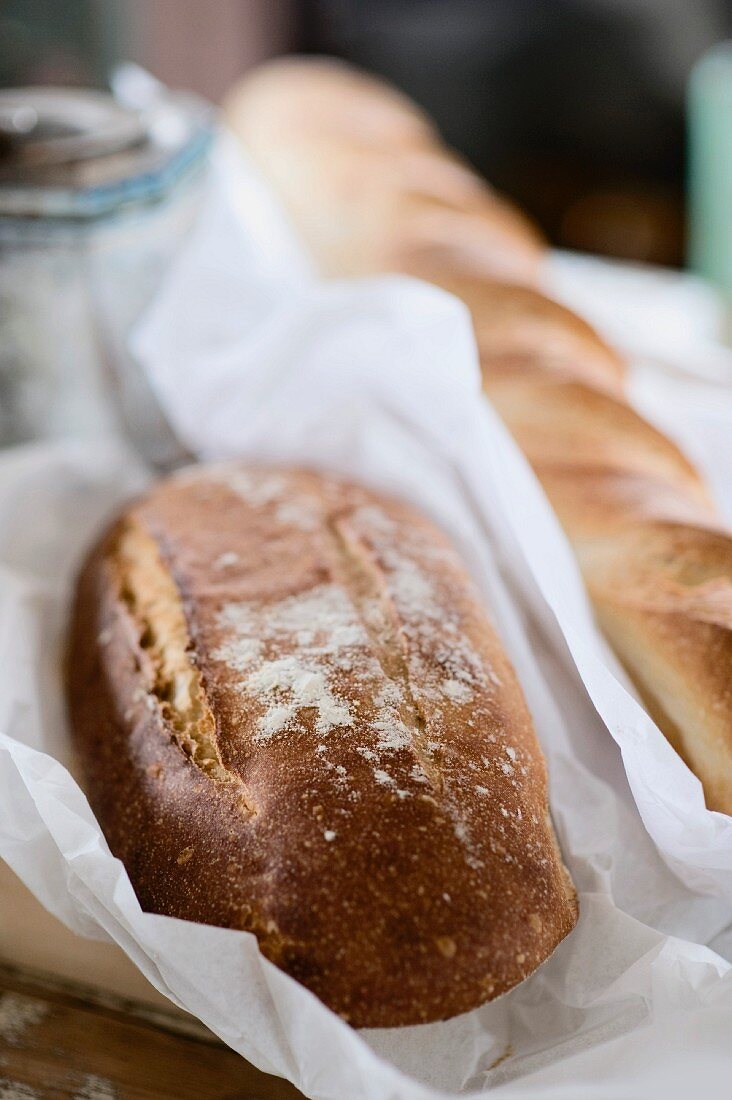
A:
[213,583,365,741]
[205,467,517,859]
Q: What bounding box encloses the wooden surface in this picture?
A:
[1,862,303,1099]
[1,862,171,1011]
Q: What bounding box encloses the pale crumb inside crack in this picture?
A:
[113,520,257,815]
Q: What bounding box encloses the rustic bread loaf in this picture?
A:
[67,464,577,1027]
[226,58,732,816]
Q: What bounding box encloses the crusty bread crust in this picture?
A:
[226,58,732,816]
[67,465,577,1027]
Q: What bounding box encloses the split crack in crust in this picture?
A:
[114,519,258,816]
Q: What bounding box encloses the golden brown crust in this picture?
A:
[400,272,625,394]
[577,521,732,813]
[225,57,543,284]
[486,377,712,503]
[67,465,577,1027]
[225,58,732,815]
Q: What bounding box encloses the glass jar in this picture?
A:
[0,83,213,467]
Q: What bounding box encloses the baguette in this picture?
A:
[229,57,542,285]
[67,465,577,1027]
[226,58,732,815]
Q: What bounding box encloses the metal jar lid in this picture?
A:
[0,85,213,219]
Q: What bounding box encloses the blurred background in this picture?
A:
[3,8,732,1099]
[3,0,732,267]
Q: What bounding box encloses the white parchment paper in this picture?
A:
[2,136,732,1099]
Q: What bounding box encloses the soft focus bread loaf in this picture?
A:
[227,58,732,815]
[225,57,543,284]
[67,465,577,1027]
